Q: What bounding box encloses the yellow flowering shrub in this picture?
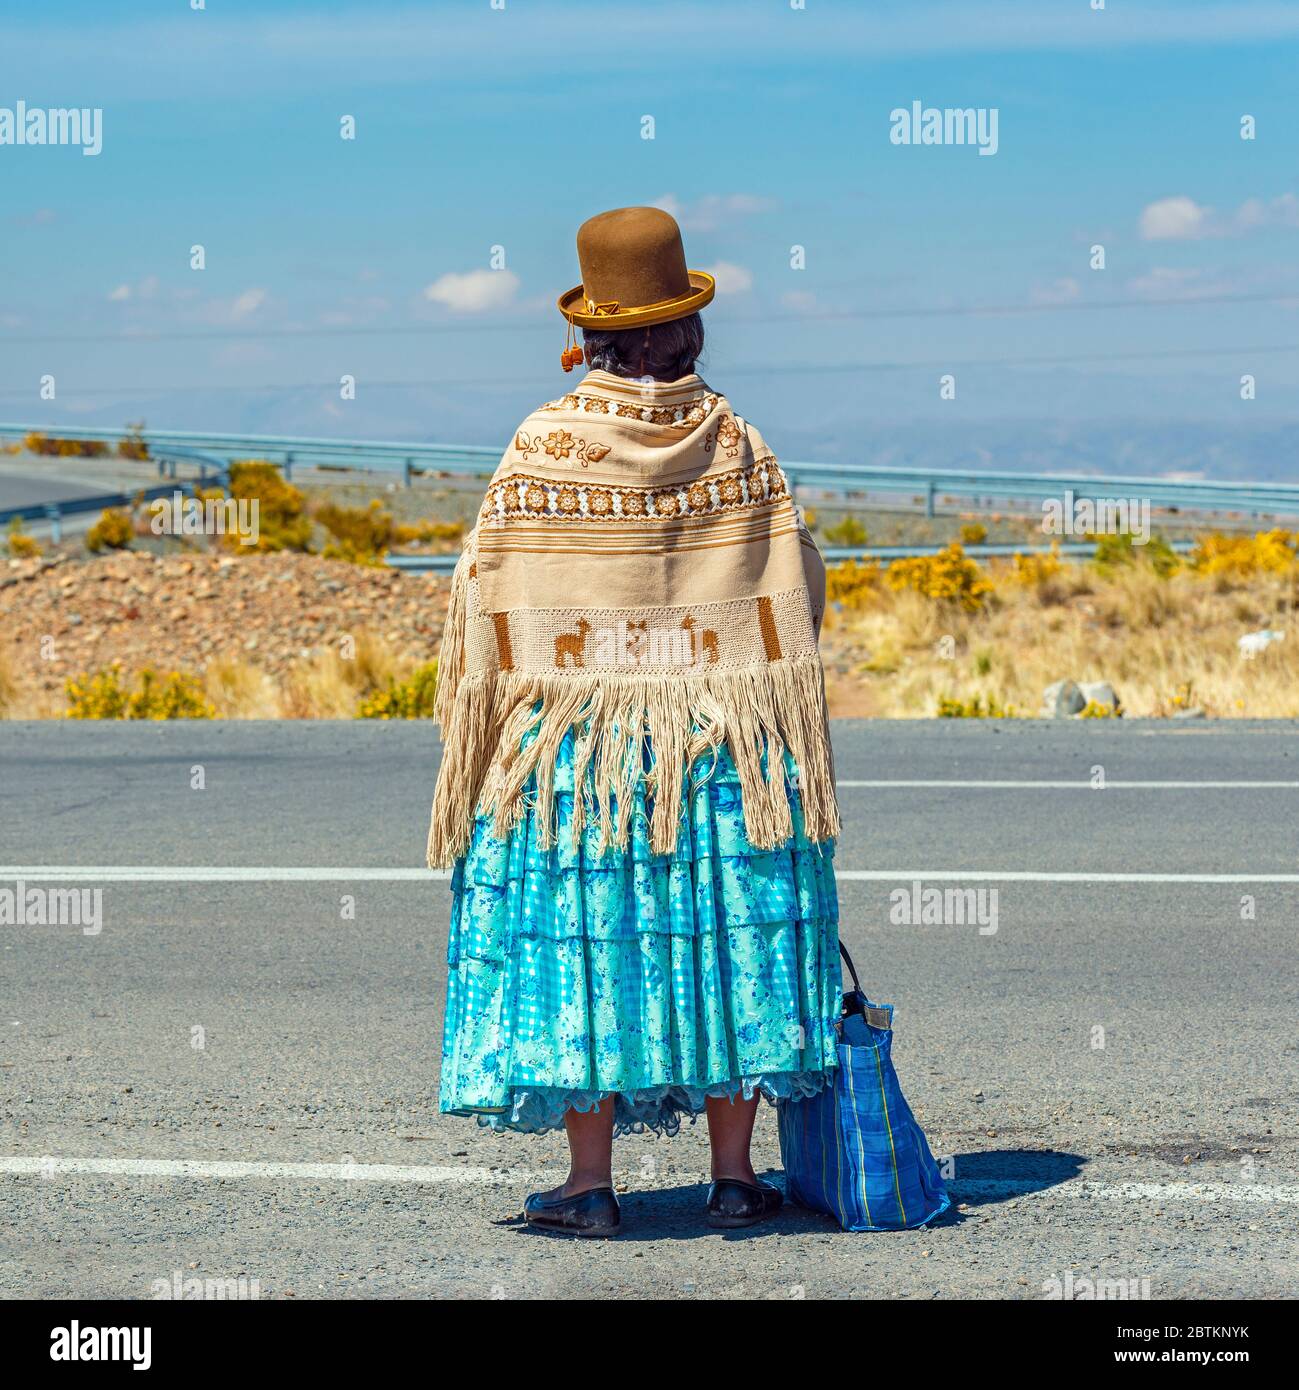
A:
[6,518,41,559]
[887,543,993,612]
[24,432,109,458]
[355,662,439,719]
[1149,680,1199,718]
[392,518,465,546]
[826,558,882,611]
[823,515,868,546]
[960,522,988,546]
[316,498,394,565]
[1005,547,1063,589]
[65,665,215,720]
[936,694,1015,718]
[1191,529,1298,578]
[225,461,312,552]
[117,426,149,460]
[1092,532,1180,578]
[85,507,134,553]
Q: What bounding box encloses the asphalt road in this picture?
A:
[0,456,163,542]
[0,468,107,512]
[2,720,1297,1300]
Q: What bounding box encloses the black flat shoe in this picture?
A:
[706,1177,783,1229]
[523,1185,621,1238]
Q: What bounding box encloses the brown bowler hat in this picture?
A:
[557,206,715,331]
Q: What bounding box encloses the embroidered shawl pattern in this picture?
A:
[427,370,839,867]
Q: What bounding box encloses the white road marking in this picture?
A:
[955,1180,1299,1204]
[1083,1182,1299,1205]
[0,1156,524,1183]
[834,871,1299,883]
[4,867,1299,884]
[2,1156,1295,1204]
[0,866,451,882]
[836,779,1299,789]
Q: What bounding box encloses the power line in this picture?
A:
[3,290,1295,347]
[0,340,1294,400]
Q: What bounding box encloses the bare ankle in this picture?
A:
[564,1172,612,1196]
[711,1160,759,1185]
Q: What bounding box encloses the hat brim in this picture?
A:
[557,271,715,330]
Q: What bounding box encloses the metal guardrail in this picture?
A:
[0,424,497,487]
[384,538,1198,576]
[783,460,1299,516]
[0,447,229,541]
[3,421,1297,518]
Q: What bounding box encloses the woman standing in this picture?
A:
[429,206,840,1236]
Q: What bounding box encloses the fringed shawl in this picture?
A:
[426,370,838,867]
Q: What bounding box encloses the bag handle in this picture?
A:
[839,939,893,1032]
[838,939,863,993]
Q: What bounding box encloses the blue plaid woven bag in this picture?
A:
[777,943,951,1231]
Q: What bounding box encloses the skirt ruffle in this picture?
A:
[438,736,841,1138]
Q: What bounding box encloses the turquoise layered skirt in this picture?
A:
[438,734,841,1137]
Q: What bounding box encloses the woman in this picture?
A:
[429,206,840,1237]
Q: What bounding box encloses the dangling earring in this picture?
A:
[561,316,584,372]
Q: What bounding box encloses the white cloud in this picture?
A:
[703,261,753,294]
[1127,266,1205,298]
[423,268,519,313]
[1139,190,1299,241]
[1125,266,1240,300]
[230,288,267,320]
[781,289,821,313]
[1031,277,1082,305]
[107,275,160,303]
[1139,196,1210,241]
[653,193,774,232]
[17,5,1299,104]
[1233,192,1299,232]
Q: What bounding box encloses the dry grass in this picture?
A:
[0,626,414,720]
[0,645,17,717]
[6,535,1299,721]
[823,549,1299,718]
[0,645,61,717]
[205,629,410,718]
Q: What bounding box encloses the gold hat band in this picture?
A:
[557,271,715,331]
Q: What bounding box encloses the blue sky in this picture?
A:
[2,0,1298,476]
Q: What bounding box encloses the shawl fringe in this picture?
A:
[426,655,839,868]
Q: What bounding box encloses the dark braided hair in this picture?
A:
[581,313,705,383]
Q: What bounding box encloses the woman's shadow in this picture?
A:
[510,1149,1087,1241]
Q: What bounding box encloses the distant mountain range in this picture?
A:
[22,387,1298,485]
